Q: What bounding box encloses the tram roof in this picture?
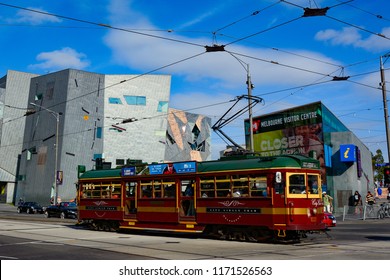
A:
[79,168,122,180]
[79,155,319,180]
[197,155,320,172]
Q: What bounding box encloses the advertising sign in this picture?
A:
[245,102,323,158]
[149,161,197,175]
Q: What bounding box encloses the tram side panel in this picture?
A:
[196,197,273,227]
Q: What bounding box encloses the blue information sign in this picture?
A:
[340,144,356,162]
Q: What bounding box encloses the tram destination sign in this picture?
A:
[121,166,136,176]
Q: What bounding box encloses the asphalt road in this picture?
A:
[1,203,390,260]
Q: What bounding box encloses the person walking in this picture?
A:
[323,191,333,213]
[353,191,362,214]
[365,191,375,205]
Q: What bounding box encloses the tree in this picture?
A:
[372,149,385,185]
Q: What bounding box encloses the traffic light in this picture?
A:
[384,167,390,184]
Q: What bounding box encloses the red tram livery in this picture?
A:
[77,155,326,242]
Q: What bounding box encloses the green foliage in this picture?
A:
[372,149,385,183]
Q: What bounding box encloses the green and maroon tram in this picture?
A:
[77,155,326,242]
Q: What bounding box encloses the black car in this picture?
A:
[44,202,78,219]
[17,202,44,214]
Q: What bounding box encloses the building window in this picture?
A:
[124,95,146,106]
[109,128,124,132]
[46,82,55,100]
[93,154,102,160]
[116,159,125,166]
[35,93,43,100]
[108,97,122,104]
[96,127,102,138]
[27,147,36,161]
[157,101,168,112]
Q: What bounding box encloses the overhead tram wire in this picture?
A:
[211,0,283,35]
[226,50,389,94]
[0,2,204,48]
[2,51,208,124]
[325,15,390,41]
[335,0,390,22]
[281,0,389,41]
[224,16,302,47]
[217,33,344,69]
[227,50,337,78]
[2,51,209,129]
[0,98,238,151]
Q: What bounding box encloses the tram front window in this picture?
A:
[308,175,319,194]
[288,174,306,194]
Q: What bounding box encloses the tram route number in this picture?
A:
[212,266,272,276]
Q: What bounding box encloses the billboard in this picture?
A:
[245,103,323,156]
[245,102,325,181]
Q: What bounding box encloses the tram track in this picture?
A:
[1,215,390,260]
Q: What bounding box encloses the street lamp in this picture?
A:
[29,102,60,205]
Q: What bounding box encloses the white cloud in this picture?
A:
[13,7,61,25]
[104,26,341,89]
[315,26,390,52]
[29,47,90,71]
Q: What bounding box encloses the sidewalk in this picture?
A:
[0,203,18,213]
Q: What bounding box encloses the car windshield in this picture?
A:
[27,202,41,207]
[63,202,77,207]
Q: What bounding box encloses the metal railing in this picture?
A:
[342,202,390,221]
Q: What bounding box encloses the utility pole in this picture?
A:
[380,54,390,163]
[246,65,254,153]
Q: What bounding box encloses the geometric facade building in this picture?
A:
[0,69,211,205]
[0,70,38,203]
[245,101,374,214]
[164,108,211,162]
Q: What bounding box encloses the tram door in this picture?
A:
[272,172,288,227]
[124,181,137,219]
[179,179,196,220]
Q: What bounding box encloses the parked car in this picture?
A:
[44,202,78,219]
[17,202,44,214]
[323,212,337,228]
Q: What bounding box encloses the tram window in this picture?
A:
[181,180,194,197]
[101,183,112,198]
[162,181,176,198]
[307,174,319,194]
[153,180,162,198]
[111,183,121,198]
[200,177,215,198]
[85,182,102,198]
[82,183,94,198]
[288,174,306,194]
[231,175,249,197]
[140,180,153,198]
[91,185,102,198]
[215,176,231,197]
[275,183,284,194]
[249,176,267,197]
[126,182,137,197]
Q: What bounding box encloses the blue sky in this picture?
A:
[1,0,390,160]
